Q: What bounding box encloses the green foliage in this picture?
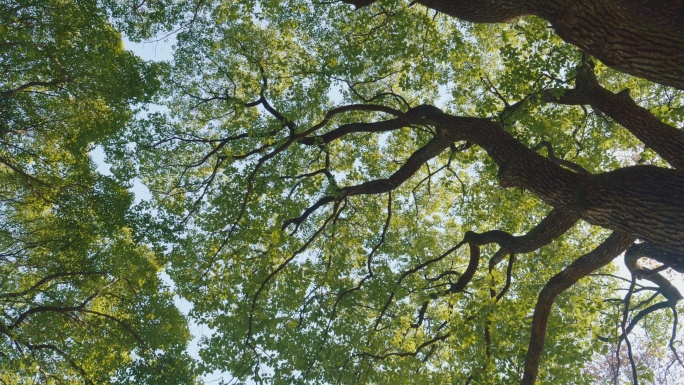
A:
[111,1,683,384]
[0,0,196,382]
[3,0,682,383]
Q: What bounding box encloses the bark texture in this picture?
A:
[302,3,684,378]
[538,0,684,89]
[343,0,684,89]
[294,100,684,383]
[414,107,684,255]
[299,104,684,258]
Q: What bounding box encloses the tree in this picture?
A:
[0,0,668,383]
[1,0,197,382]
[106,0,684,383]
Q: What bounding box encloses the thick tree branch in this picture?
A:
[533,140,590,175]
[521,232,636,385]
[293,104,684,254]
[344,0,684,89]
[545,62,684,169]
[622,243,683,335]
[301,118,406,145]
[446,241,480,294]
[626,242,684,274]
[462,208,579,256]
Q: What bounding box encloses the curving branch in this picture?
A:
[455,209,580,277]
[301,118,406,146]
[9,292,100,331]
[303,192,395,379]
[521,232,636,385]
[619,275,640,385]
[0,271,104,299]
[625,242,684,274]
[246,201,344,349]
[25,343,94,385]
[372,239,467,332]
[376,208,576,336]
[285,104,682,255]
[358,321,450,360]
[1,79,68,98]
[286,116,460,230]
[619,242,684,348]
[446,241,480,294]
[625,243,683,304]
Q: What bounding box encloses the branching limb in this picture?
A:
[625,244,683,304]
[372,239,467,331]
[495,253,516,303]
[1,79,69,98]
[445,241,479,294]
[618,275,640,385]
[393,209,577,338]
[286,121,460,231]
[25,343,94,385]
[462,208,579,263]
[626,242,684,274]
[301,118,406,146]
[617,242,684,367]
[0,271,105,299]
[358,326,451,359]
[305,192,394,377]
[544,61,684,169]
[246,201,344,350]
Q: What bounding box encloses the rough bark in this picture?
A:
[293,103,683,384]
[412,107,684,255]
[463,208,579,254]
[626,242,684,273]
[538,0,684,90]
[343,0,684,89]
[327,2,684,382]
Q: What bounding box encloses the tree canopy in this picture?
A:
[1,0,195,383]
[2,0,684,384]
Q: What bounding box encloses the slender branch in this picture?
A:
[533,140,590,175]
[0,271,104,299]
[1,79,68,98]
[357,329,451,359]
[25,343,94,385]
[246,202,343,347]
